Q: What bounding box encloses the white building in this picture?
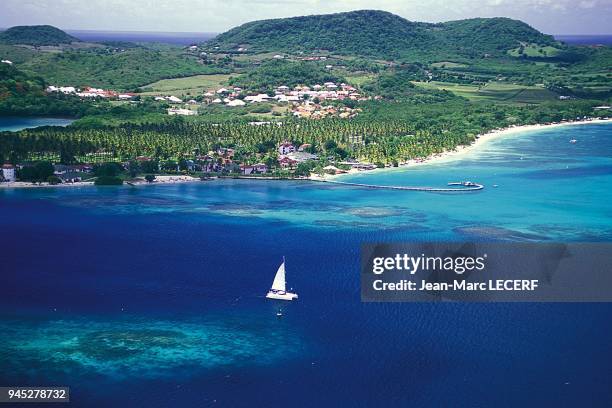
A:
[1,164,16,182]
[278,142,296,155]
[167,108,197,116]
[166,96,183,103]
[227,99,246,107]
[1,60,12,65]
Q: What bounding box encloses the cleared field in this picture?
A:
[344,73,376,87]
[431,61,468,68]
[508,44,562,58]
[413,81,558,104]
[139,74,233,96]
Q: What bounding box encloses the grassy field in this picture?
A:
[344,73,376,87]
[507,43,562,58]
[413,80,559,104]
[138,74,233,97]
[430,61,469,68]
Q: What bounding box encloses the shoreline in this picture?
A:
[405,118,612,169]
[0,175,200,189]
[312,117,612,181]
[2,118,610,188]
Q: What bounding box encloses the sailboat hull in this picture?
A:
[266,291,298,301]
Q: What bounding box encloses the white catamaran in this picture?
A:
[266,257,298,301]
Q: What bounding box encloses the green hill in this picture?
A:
[0,25,79,46]
[208,10,557,61]
[229,59,344,91]
[17,47,229,91]
[0,63,89,116]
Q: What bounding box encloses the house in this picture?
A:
[58,171,83,183]
[298,143,312,152]
[273,54,284,59]
[167,108,197,116]
[286,151,318,162]
[226,99,246,107]
[240,163,268,175]
[1,60,13,65]
[184,160,196,172]
[279,157,298,168]
[166,96,183,103]
[278,142,295,155]
[217,147,235,158]
[323,165,347,175]
[1,164,16,182]
[53,164,92,175]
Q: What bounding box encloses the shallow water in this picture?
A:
[1,122,611,406]
[0,116,74,132]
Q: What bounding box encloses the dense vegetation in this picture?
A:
[208,10,557,61]
[229,60,344,91]
[0,100,601,167]
[0,63,96,116]
[0,14,609,178]
[0,25,79,46]
[16,46,229,90]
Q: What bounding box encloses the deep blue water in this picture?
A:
[554,35,612,46]
[1,122,611,407]
[66,30,217,45]
[0,117,74,132]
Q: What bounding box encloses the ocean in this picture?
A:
[0,117,74,132]
[554,35,612,46]
[1,122,611,406]
[65,30,217,45]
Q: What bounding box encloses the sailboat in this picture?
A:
[266,257,298,301]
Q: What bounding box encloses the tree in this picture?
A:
[145,174,156,183]
[128,160,140,178]
[47,175,62,185]
[140,160,159,174]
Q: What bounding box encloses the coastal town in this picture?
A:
[2,117,610,188]
[45,79,368,120]
[0,136,380,186]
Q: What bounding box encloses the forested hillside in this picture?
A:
[208,10,558,60]
[0,25,79,46]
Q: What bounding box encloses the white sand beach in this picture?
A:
[310,117,612,181]
[403,118,612,168]
[0,175,200,189]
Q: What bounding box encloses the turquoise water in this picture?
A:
[0,122,611,406]
[0,116,74,132]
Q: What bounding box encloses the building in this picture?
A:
[166,96,183,103]
[278,142,296,155]
[240,163,268,175]
[1,164,16,182]
[279,157,298,168]
[227,99,246,107]
[167,108,197,116]
[286,151,318,162]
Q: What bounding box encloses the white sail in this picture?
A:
[271,261,286,292]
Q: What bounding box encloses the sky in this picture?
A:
[0,0,611,35]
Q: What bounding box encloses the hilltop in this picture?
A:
[0,25,79,46]
[208,10,558,60]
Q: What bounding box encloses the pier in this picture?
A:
[319,180,484,192]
